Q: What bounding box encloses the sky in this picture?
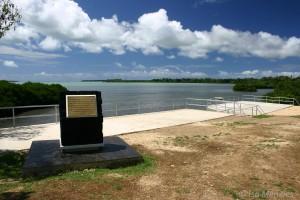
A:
[0,0,300,81]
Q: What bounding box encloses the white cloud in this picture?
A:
[277,71,300,77]
[3,60,18,68]
[33,71,97,81]
[115,62,123,68]
[132,62,146,70]
[105,64,208,79]
[167,55,176,59]
[35,71,47,76]
[39,36,61,51]
[215,57,224,62]
[218,70,229,76]
[241,69,259,76]
[103,69,207,80]
[0,46,65,60]
[217,69,300,78]
[2,1,300,60]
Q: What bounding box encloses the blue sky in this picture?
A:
[0,0,300,81]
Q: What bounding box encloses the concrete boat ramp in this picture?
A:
[0,101,294,150]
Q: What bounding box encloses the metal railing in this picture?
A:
[185,98,264,116]
[0,104,59,128]
[242,95,299,105]
[0,100,187,128]
[102,101,186,117]
[2,94,296,128]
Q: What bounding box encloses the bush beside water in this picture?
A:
[233,82,257,92]
[0,81,67,107]
[233,76,300,104]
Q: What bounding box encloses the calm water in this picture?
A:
[0,82,272,127]
[60,82,272,112]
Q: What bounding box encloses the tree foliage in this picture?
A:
[267,78,300,104]
[0,81,67,107]
[0,0,21,38]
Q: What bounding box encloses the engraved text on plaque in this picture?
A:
[66,95,97,118]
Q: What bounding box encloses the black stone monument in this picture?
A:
[23,91,143,177]
[59,91,103,151]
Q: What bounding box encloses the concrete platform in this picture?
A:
[208,101,292,115]
[0,109,231,150]
[23,136,143,177]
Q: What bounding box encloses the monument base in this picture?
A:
[23,136,143,177]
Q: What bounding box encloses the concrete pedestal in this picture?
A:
[23,136,143,177]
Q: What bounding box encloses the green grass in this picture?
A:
[223,188,243,200]
[173,136,189,147]
[0,150,155,195]
[253,115,271,119]
[273,182,296,193]
[175,187,190,194]
[0,182,20,193]
[46,154,155,182]
[0,151,26,179]
[229,121,257,126]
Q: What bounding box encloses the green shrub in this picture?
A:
[233,82,257,92]
[0,81,67,107]
[267,79,300,104]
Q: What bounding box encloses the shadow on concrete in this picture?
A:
[0,126,42,140]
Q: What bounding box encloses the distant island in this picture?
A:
[82,78,235,84]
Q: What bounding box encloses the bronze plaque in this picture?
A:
[66,95,97,118]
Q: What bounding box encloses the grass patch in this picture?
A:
[48,154,155,181]
[213,132,223,137]
[0,151,26,179]
[173,136,189,147]
[214,122,225,126]
[253,115,271,119]
[223,188,242,200]
[273,182,296,193]
[0,150,154,182]
[292,115,300,119]
[255,143,279,150]
[0,182,21,193]
[193,135,209,140]
[250,176,260,181]
[228,121,257,126]
[212,132,230,137]
[0,151,155,195]
[175,187,190,194]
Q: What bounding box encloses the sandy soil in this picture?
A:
[2,115,300,200]
[269,106,300,116]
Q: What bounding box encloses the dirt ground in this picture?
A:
[1,114,300,200]
[270,106,300,116]
[120,115,300,200]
